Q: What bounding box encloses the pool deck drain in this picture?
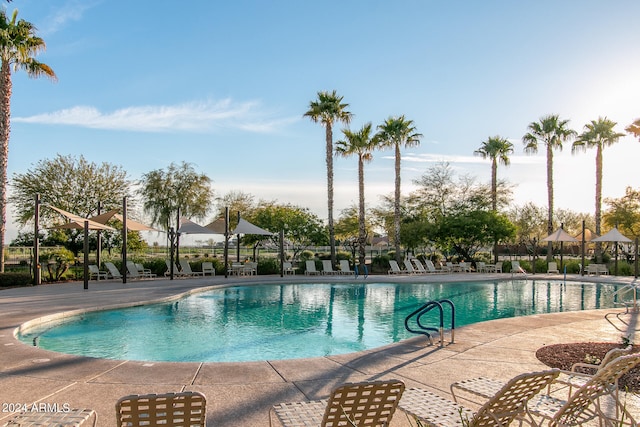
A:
[0,273,638,426]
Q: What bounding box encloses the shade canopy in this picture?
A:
[590,227,632,243]
[48,206,115,231]
[575,228,598,242]
[178,218,220,234]
[232,217,273,235]
[90,209,157,231]
[204,217,226,234]
[542,228,578,242]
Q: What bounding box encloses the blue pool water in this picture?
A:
[18,280,631,362]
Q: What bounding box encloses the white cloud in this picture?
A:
[40,0,101,35]
[13,99,299,134]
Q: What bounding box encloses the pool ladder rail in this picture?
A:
[404,299,455,348]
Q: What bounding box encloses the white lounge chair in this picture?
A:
[411,258,428,274]
[165,259,187,277]
[338,259,354,275]
[547,261,559,274]
[305,260,321,275]
[135,263,156,278]
[201,261,216,276]
[424,259,444,273]
[511,260,525,274]
[126,261,144,279]
[105,262,123,279]
[388,260,403,274]
[283,262,295,275]
[321,260,339,275]
[403,259,418,274]
[88,264,108,280]
[180,259,204,276]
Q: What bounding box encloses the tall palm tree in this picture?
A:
[522,114,576,260]
[474,135,513,263]
[335,123,378,268]
[474,136,513,211]
[626,118,640,140]
[376,116,422,263]
[572,117,625,262]
[304,90,352,267]
[0,10,56,271]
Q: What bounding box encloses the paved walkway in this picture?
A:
[0,273,638,426]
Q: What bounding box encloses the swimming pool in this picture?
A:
[18,279,631,362]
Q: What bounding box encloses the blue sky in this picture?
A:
[5,0,640,241]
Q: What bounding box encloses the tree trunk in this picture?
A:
[325,124,336,267]
[0,62,11,272]
[491,157,498,262]
[358,154,366,267]
[394,143,402,263]
[546,144,554,261]
[595,144,603,262]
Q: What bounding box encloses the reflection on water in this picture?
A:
[18,280,631,362]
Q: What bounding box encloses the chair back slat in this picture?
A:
[116,391,206,427]
[322,380,405,427]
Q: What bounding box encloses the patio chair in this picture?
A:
[338,259,354,275]
[179,259,204,276]
[494,261,503,273]
[305,260,321,275]
[388,260,403,274]
[201,261,216,276]
[525,352,640,426]
[283,261,296,275]
[105,261,123,279]
[411,258,429,274]
[165,260,187,277]
[399,370,559,427]
[321,260,339,275]
[126,261,143,280]
[116,391,206,427]
[270,379,405,427]
[450,346,635,404]
[88,264,108,280]
[476,261,487,273]
[424,259,444,273]
[136,263,156,278]
[547,262,560,274]
[403,259,418,274]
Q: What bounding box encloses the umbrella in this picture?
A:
[574,228,598,242]
[591,227,632,276]
[542,227,578,272]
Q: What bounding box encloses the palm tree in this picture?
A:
[626,118,640,140]
[474,136,513,211]
[376,116,422,263]
[0,10,56,271]
[572,117,625,262]
[335,123,378,268]
[474,136,513,263]
[522,115,576,260]
[304,90,352,267]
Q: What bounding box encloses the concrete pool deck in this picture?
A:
[0,273,638,426]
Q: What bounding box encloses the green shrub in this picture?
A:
[0,272,33,287]
[257,258,279,274]
[40,248,74,282]
[299,250,314,261]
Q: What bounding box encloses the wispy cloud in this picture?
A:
[39,0,102,35]
[13,99,298,134]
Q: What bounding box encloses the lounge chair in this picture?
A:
[338,259,354,275]
[165,260,187,277]
[403,259,418,274]
[283,262,295,275]
[105,261,123,279]
[126,261,144,280]
[136,263,156,278]
[411,258,428,274]
[88,264,108,280]
[526,353,640,426]
[116,391,206,427]
[201,261,216,276]
[179,259,204,276]
[321,260,339,275]
[388,260,403,274]
[547,261,559,274]
[424,259,444,273]
[305,260,321,275]
[511,260,525,274]
[399,370,559,427]
[270,379,405,427]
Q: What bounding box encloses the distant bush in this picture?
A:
[0,272,32,287]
